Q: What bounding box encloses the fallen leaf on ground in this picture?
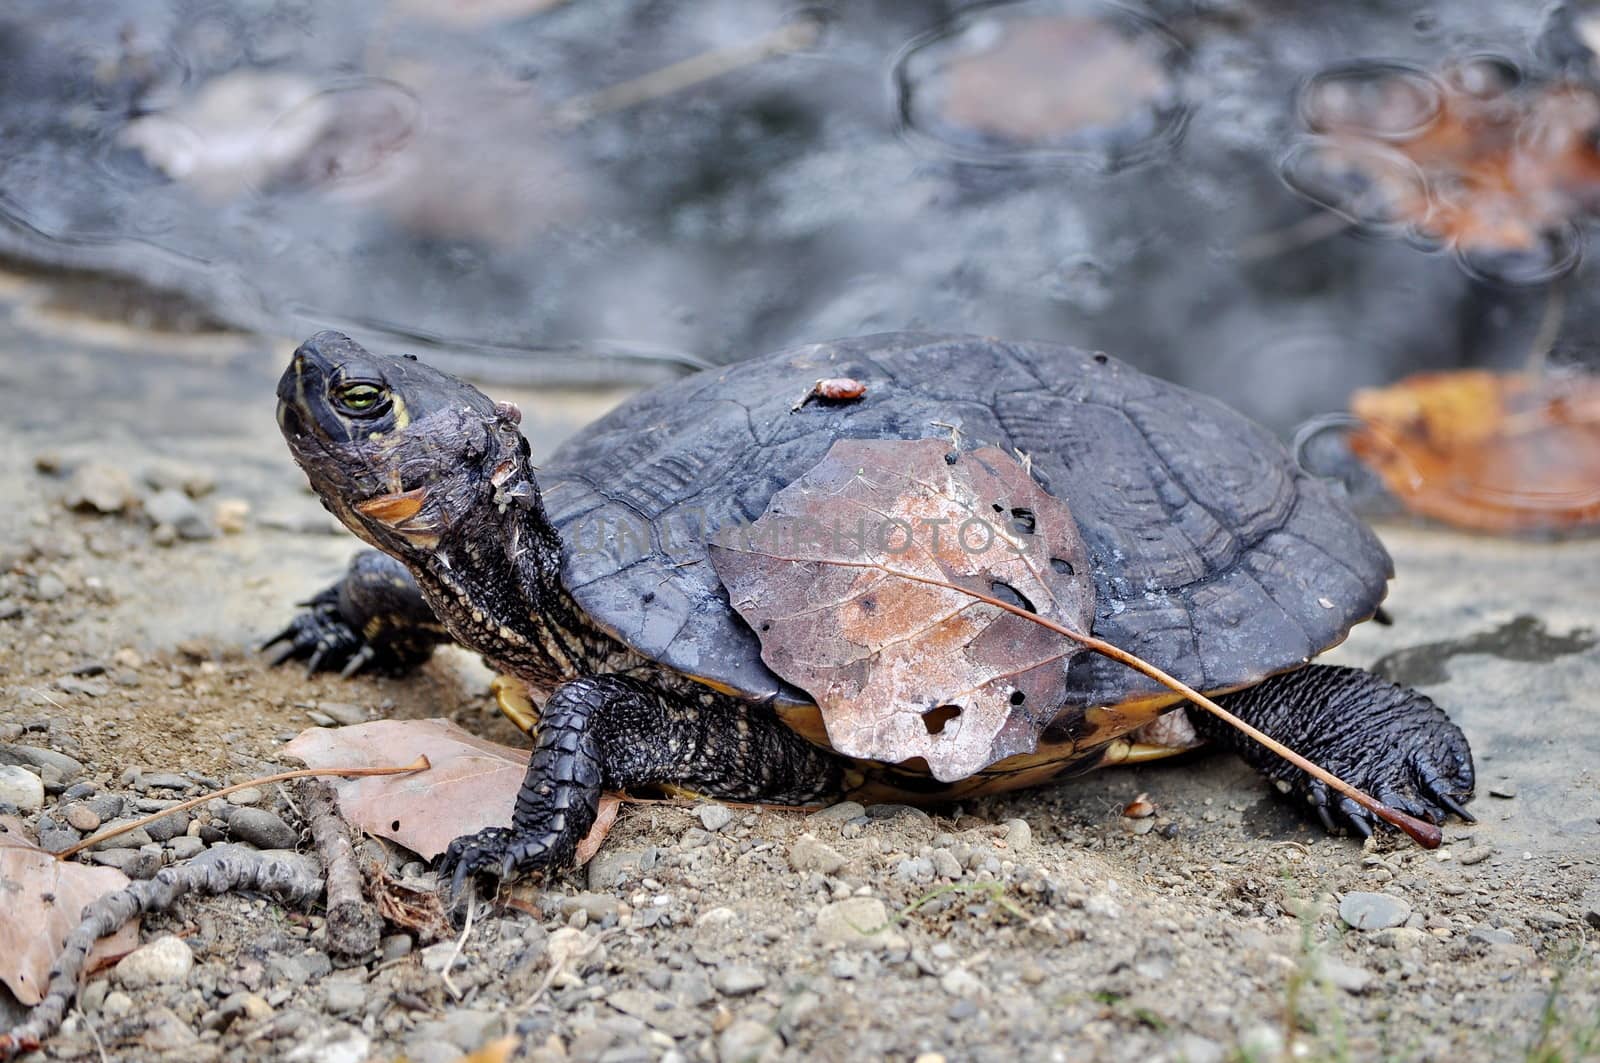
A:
[574,795,622,866]
[285,719,620,864]
[0,836,140,1005]
[286,720,526,860]
[1349,369,1600,532]
[709,438,1094,781]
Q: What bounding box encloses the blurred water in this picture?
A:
[1,0,1597,428]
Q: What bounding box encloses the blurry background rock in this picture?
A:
[3,0,1600,430]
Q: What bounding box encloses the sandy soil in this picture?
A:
[0,272,1596,1062]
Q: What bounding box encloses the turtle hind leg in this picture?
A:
[264,550,449,677]
[1197,664,1475,838]
[438,674,846,892]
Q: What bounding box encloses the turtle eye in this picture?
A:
[334,382,389,416]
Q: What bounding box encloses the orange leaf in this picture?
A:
[285,719,528,860]
[285,719,627,865]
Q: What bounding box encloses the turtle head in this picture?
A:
[277,331,538,558]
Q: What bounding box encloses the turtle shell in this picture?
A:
[541,333,1391,780]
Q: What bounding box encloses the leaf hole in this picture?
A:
[1093,353,1109,365]
[1050,557,1075,576]
[922,704,962,735]
[1009,507,1036,535]
[760,622,771,632]
[988,579,1037,614]
[390,819,401,832]
[1010,690,1025,706]
[991,502,1003,512]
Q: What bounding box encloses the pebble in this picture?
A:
[806,801,865,825]
[1315,957,1374,994]
[405,1041,462,1063]
[63,463,139,514]
[940,967,983,998]
[717,1020,781,1063]
[227,787,264,806]
[588,847,655,889]
[1468,925,1516,946]
[608,988,700,1038]
[64,803,101,832]
[698,804,734,832]
[322,980,367,1014]
[228,807,298,850]
[0,748,82,785]
[816,897,905,949]
[1375,927,1430,949]
[90,847,160,878]
[0,765,44,812]
[1488,780,1518,798]
[39,825,82,854]
[145,810,192,842]
[115,935,194,988]
[145,488,217,540]
[0,600,22,621]
[1085,893,1122,920]
[712,965,768,996]
[1240,1025,1284,1061]
[54,675,109,699]
[315,702,369,726]
[141,772,192,792]
[169,836,205,859]
[895,856,935,884]
[1584,909,1600,931]
[559,892,622,923]
[1002,819,1032,853]
[32,574,67,601]
[929,848,962,879]
[1339,892,1412,931]
[89,819,155,851]
[101,991,134,1018]
[1458,846,1494,866]
[1174,1035,1225,1063]
[788,834,846,875]
[213,498,251,534]
[142,459,216,499]
[270,952,332,985]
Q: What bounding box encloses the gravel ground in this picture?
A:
[0,274,1596,1062]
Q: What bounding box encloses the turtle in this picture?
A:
[270,330,1475,886]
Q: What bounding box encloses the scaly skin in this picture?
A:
[1205,664,1475,835]
[439,674,844,891]
[273,331,1475,894]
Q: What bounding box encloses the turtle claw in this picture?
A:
[1433,791,1475,824]
[1338,797,1374,839]
[262,589,367,676]
[437,826,557,911]
[340,645,377,679]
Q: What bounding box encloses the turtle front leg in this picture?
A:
[439,674,846,890]
[264,550,450,676]
[1198,664,1475,837]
